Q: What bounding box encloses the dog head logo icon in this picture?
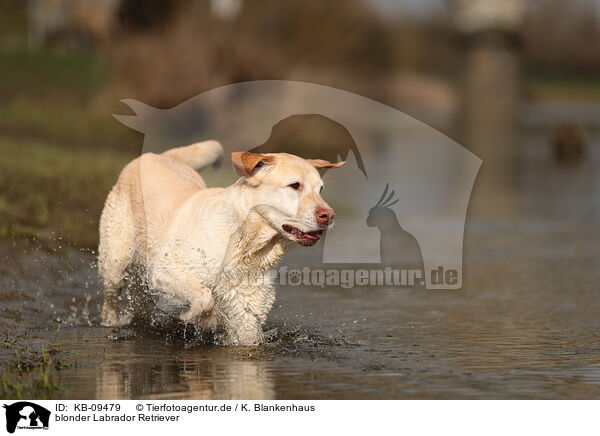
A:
[3,402,50,434]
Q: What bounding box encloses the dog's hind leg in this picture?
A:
[98,188,135,327]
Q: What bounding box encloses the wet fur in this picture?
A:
[98,141,341,345]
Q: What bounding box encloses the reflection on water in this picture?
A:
[59,331,275,400]
[56,326,368,400]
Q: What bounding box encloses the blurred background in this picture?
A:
[1,0,599,250]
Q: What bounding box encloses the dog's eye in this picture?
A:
[319,186,324,193]
[288,182,301,190]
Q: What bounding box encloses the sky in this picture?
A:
[366,0,600,19]
[367,0,448,18]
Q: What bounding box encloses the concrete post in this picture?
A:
[453,0,527,216]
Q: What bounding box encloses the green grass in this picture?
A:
[0,329,71,399]
[0,136,134,249]
[0,46,107,100]
[0,46,137,150]
[0,98,136,150]
[0,46,140,249]
[526,72,600,101]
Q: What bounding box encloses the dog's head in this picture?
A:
[232,152,345,246]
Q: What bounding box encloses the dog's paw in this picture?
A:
[101,305,132,327]
[224,324,265,346]
[179,290,214,323]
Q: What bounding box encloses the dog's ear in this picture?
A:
[231,152,276,177]
[308,159,346,169]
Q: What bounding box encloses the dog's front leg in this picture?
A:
[151,265,214,323]
[178,283,214,323]
[216,281,274,346]
[222,308,265,346]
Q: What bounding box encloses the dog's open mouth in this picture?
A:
[282,224,324,246]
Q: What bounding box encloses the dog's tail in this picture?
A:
[162,140,223,171]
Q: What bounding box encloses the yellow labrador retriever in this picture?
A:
[98,141,344,344]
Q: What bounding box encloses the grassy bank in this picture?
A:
[0,137,133,249]
[526,72,600,101]
[0,46,137,149]
[0,46,138,249]
[0,330,69,399]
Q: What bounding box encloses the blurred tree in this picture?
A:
[0,0,27,46]
[104,0,398,106]
[116,0,181,32]
[524,0,600,74]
